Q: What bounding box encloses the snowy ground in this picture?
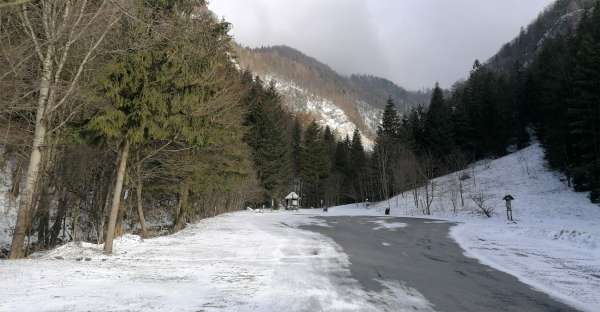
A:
[1,143,598,311]
[328,143,600,312]
[0,211,434,312]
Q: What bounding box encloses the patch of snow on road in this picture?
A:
[370,219,408,231]
[327,143,600,312]
[367,280,436,312]
[0,211,434,312]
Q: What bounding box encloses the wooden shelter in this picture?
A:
[285,192,300,210]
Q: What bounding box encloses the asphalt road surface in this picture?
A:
[302,216,578,312]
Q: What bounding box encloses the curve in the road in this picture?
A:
[302,216,578,312]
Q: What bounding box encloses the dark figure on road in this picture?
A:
[503,194,515,221]
[385,207,391,215]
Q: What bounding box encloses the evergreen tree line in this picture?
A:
[0,0,348,258]
[525,3,600,202]
[0,0,378,257]
[369,1,600,205]
[241,75,372,208]
[0,0,269,257]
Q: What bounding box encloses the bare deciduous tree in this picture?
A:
[3,0,121,259]
[471,191,494,218]
[418,153,436,215]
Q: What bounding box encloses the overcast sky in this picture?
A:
[209,0,554,90]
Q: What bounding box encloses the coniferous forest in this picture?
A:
[0,0,373,258]
[394,1,600,204]
[1,0,600,260]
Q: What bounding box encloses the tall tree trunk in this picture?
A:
[136,169,148,238]
[103,141,130,254]
[49,191,68,247]
[115,191,127,237]
[10,160,22,199]
[9,46,54,259]
[36,184,51,248]
[100,162,118,244]
[175,181,190,232]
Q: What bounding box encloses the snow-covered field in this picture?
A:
[329,143,600,312]
[0,211,434,312]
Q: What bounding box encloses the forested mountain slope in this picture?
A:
[234,45,430,144]
[488,0,595,72]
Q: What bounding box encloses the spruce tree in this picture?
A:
[300,122,329,207]
[527,36,573,177]
[88,5,239,253]
[424,83,454,161]
[568,5,600,201]
[380,98,402,138]
[373,98,403,200]
[291,117,303,177]
[244,78,292,205]
[349,129,367,201]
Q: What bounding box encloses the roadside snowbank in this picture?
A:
[327,143,600,311]
[0,211,434,312]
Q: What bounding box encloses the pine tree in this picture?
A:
[567,5,600,201]
[373,98,403,201]
[380,98,402,138]
[300,122,329,207]
[527,36,573,177]
[88,6,239,253]
[331,140,351,204]
[244,78,292,205]
[349,129,367,201]
[291,117,303,177]
[423,83,454,161]
[323,126,337,161]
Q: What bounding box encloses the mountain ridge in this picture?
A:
[233,44,430,144]
[487,0,594,72]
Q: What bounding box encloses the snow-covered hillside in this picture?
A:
[268,75,378,148]
[331,143,600,311]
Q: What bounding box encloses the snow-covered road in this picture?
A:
[0,211,432,312]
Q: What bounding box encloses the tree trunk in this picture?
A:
[103,140,130,254]
[136,170,148,238]
[49,191,68,247]
[9,46,54,259]
[459,178,465,207]
[115,191,127,237]
[175,181,190,232]
[10,160,22,199]
[36,184,51,248]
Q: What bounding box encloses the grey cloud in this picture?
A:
[210,0,554,89]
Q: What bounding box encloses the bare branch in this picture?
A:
[19,5,44,62]
[48,12,121,115]
[0,0,32,8]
